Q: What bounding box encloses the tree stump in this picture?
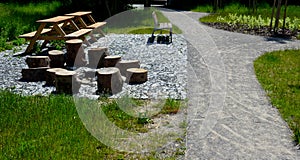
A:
[87,47,108,68]
[45,68,67,86]
[55,70,80,94]
[116,60,140,77]
[103,55,121,67]
[65,39,86,68]
[21,67,50,81]
[126,68,148,84]
[48,50,65,68]
[96,67,123,94]
[25,56,50,68]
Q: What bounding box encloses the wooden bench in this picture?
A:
[19,28,52,40]
[151,11,172,43]
[65,28,92,39]
[86,22,107,29]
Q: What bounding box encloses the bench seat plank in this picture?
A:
[159,23,172,29]
[65,29,92,38]
[19,28,52,39]
[86,22,107,29]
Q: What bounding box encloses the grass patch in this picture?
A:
[105,8,181,34]
[254,49,300,143]
[160,98,181,114]
[198,3,300,31]
[0,90,184,158]
[0,1,62,51]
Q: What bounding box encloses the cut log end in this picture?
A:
[96,67,123,94]
[126,68,148,84]
[55,70,80,94]
[48,50,65,68]
[116,60,140,76]
[104,55,121,67]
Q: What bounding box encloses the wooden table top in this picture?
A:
[36,16,74,23]
[65,11,92,17]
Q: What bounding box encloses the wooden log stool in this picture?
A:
[96,67,123,94]
[21,67,50,81]
[55,70,81,94]
[103,55,121,67]
[87,47,108,68]
[45,68,67,86]
[25,56,50,68]
[48,50,65,68]
[65,39,86,68]
[115,60,140,77]
[126,68,148,84]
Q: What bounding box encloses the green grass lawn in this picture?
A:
[0,91,183,159]
[254,49,300,143]
[0,1,62,51]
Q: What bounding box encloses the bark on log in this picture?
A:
[55,70,80,94]
[48,50,65,68]
[21,67,50,82]
[87,47,108,68]
[45,68,67,86]
[66,39,86,68]
[96,67,123,94]
[103,55,121,67]
[126,68,148,84]
[25,56,50,68]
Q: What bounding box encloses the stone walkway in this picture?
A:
[160,9,300,159]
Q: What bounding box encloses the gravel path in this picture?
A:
[160,9,300,159]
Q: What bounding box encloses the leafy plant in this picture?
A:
[215,13,299,30]
[161,98,181,114]
[49,40,65,50]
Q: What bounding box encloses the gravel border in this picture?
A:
[0,34,187,100]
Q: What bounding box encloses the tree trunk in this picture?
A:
[274,0,283,33]
[269,0,277,32]
[252,0,257,13]
[213,0,219,12]
[282,0,288,33]
[144,0,151,7]
[104,0,111,17]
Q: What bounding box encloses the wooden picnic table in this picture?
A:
[19,15,92,54]
[65,11,106,28]
[65,11,107,36]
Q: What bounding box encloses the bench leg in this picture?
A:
[24,40,37,54]
[92,27,106,38]
[169,28,172,43]
[41,40,49,49]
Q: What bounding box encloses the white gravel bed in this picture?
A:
[0,34,187,100]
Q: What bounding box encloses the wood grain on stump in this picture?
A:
[126,68,148,84]
[66,39,86,67]
[21,67,50,81]
[87,47,108,68]
[96,67,123,94]
[25,56,50,68]
[116,60,140,77]
[103,55,121,67]
[55,70,80,94]
[45,68,67,86]
[48,50,65,68]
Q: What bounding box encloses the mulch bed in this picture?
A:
[203,22,299,39]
